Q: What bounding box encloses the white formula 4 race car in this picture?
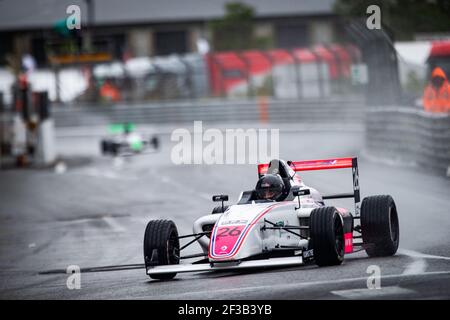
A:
[100,123,159,157]
[143,157,400,280]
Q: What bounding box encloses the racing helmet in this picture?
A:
[255,174,285,201]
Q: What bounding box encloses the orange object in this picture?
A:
[258,96,269,123]
[100,81,121,102]
[422,67,450,113]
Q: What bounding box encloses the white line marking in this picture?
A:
[399,248,450,261]
[331,286,415,299]
[402,258,428,275]
[398,249,428,275]
[149,248,450,299]
[158,270,450,298]
[102,216,126,232]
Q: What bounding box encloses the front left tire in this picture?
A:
[310,206,345,267]
[143,219,180,280]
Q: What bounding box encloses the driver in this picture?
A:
[255,174,285,201]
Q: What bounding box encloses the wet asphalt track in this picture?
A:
[1,123,450,299]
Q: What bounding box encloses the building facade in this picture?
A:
[0,0,340,68]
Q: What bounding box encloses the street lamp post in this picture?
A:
[83,0,95,52]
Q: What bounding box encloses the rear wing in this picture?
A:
[258,157,360,215]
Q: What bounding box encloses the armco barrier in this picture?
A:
[52,97,365,127]
[366,107,450,175]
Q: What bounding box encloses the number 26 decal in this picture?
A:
[217,226,242,237]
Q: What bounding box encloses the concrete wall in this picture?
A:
[366,106,450,176]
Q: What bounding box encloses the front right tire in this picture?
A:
[361,195,399,257]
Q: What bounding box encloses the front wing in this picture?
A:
[146,256,303,276]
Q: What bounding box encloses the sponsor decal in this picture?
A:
[221,219,248,225]
[210,202,290,259]
[352,167,360,191]
[275,221,285,227]
[344,232,353,253]
[302,249,314,258]
[213,226,245,255]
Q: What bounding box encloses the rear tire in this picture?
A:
[361,195,399,257]
[150,136,160,150]
[143,220,180,280]
[111,143,120,156]
[101,140,111,155]
[310,207,345,266]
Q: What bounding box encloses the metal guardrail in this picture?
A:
[52,97,365,127]
[366,107,450,175]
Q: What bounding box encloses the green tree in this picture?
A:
[334,0,450,40]
[209,2,272,51]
